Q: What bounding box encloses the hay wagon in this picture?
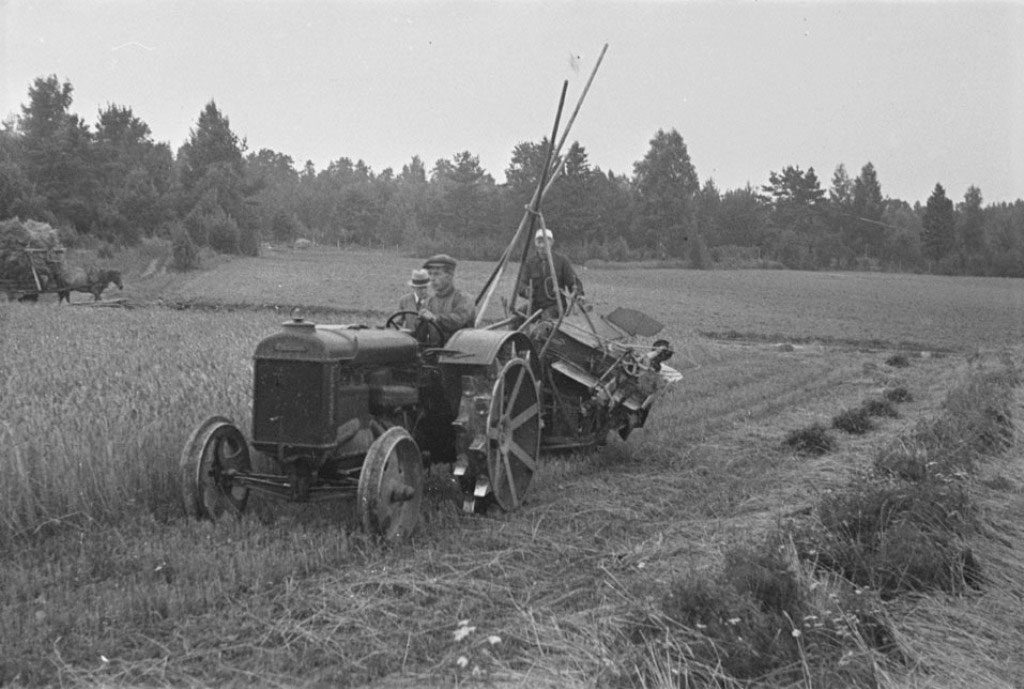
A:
[0,246,67,301]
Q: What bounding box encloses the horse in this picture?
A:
[57,268,123,304]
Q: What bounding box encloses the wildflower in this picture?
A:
[454,626,475,641]
[791,629,802,638]
[456,656,469,668]
[727,618,741,625]
[487,635,502,646]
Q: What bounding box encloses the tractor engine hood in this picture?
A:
[254,319,418,366]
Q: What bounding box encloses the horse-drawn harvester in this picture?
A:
[180,48,681,538]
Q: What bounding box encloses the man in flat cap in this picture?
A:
[419,253,475,342]
[517,228,584,318]
[397,268,431,330]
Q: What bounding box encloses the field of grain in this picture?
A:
[2,249,1023,687]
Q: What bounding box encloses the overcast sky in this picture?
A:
[3,1,1022,205]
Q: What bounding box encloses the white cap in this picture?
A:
[534,228,554,241]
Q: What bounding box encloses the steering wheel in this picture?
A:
[384,310,445,346]
[385,310,418,330]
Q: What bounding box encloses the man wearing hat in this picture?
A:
[419,253,475,342]
[397,268,431,330]
[517,228,584,318]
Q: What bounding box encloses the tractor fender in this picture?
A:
[437,329,535,367]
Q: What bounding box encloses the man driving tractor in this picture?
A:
[418,253,475,343]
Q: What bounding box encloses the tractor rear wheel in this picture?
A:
[459,357,541,512]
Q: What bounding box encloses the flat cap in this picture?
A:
[423,253,457,271]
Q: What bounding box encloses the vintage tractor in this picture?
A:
[180,303,677,538]
[179,56,680,537]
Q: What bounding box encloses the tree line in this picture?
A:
[2,75,1022,275]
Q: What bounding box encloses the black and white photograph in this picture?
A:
[2,1,1023,686]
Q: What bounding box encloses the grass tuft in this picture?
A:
[832,407,875,434]
[884,386,914,403]
[784,423,836,456]
[885,354,910,368]
[798,478,979,597]
[861,398,899,418]
[654,535,898,686]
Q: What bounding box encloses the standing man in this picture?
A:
[397,268,431,330]
[419,253,475,342]
[518,228,584,318]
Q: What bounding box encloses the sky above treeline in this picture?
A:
[2,1,1022,205]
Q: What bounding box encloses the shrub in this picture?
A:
[688,233,712,270]
[708,244,763,269]
[784,424,836,455]
[832,408,874,434]
[885,354,910,368]
[883,386,913,403]
[238,223,260,257]
[97,241,115,259]
[185,205,240,254]
[171,224,200,272]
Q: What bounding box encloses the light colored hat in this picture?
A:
[408,268,430,287]
[535,228,554,241]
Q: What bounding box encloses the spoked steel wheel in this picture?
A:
[357,427,424,540]
[484,358,541,511]
[180,416,252,520]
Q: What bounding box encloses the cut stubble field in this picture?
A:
[2,247,1024,687]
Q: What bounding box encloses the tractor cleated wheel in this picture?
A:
[180,416,252,520]
[465,357,541,512]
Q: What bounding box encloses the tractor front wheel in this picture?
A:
[357,427,424,540]
[180,416,251,520]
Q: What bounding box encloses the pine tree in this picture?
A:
[631,129,699,257]
[921,183,955,262]
[851,162,885,257]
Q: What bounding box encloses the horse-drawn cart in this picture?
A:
[0,246,67,302]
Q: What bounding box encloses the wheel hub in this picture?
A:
[496,415,512,453]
